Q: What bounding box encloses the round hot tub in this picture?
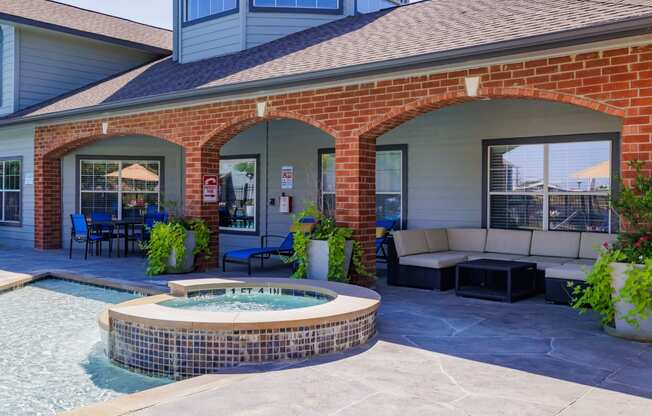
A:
[102,278,380,379]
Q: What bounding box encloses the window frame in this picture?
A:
[318,144,408,229]
[481,133,620,233]
[182,0,240,27]
[219,154,260,235]
[0,156,22,227]
[249,0,344,15]
[75,155,165,220]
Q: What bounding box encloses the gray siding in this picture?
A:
[61,136,185,243]
[17,28,158,110]
[245,11,343,49]
[180,12,242,63]
[220,120,334,253]
[0,23,16,116]
[0,124,35,247]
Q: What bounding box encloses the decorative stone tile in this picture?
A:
[109,311,377,380]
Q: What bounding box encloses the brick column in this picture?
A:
[34,156,62,249]
[184,147,220,268]
[335,134,376,280]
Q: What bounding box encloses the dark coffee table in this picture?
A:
[455,259,537,303]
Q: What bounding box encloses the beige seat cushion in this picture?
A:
[515,255,573,271]
[530,231,581,258]
[399,253,468,269]
[393,230,429,257]
[465,252,523,261]
[579,232,619,260]
[424,229,449,252]
[446,228,487,252]
[485,229,533,256]
[545,263,592,281]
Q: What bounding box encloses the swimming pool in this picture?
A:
[0,279,170,416]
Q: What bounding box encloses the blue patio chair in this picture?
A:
[376,219,397,262]
[133,212,168,249]
[222,217,316,275]
[222,233,295,275]
[69,214,111,260]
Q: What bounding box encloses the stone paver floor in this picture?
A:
[1,245,652,415]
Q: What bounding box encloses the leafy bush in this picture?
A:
[283,202,372,283]
[572,160,652,328]
[145,218,211,276]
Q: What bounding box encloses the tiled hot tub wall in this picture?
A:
[108,310,377,379]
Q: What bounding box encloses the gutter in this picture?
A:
[2,13,652,128]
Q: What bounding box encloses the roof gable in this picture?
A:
[0,0,171,54]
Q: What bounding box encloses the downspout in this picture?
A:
[265,121,270,237]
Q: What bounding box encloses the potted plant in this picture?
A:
[572,160,652,342]
[284,203,371,283]
[144,204,211,275]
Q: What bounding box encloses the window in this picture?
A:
[185,0,238,23]
[319,146,406,228]
[251,0,340,12]
[486,136,616,233]
[0,158,21,225]
[79,159,161,219]
[219,156,258,233]
[356,0,397,14]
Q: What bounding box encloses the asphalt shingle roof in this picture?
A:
[0,0,172,52]
[12,0,652,120]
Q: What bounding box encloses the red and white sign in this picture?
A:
[203,175,218,203]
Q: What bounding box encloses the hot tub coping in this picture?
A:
[106,277,381,331]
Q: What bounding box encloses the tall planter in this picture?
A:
[608,262,652,342]
[307,239,353,281]
[167,230,196,273]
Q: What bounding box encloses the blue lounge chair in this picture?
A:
[222,233,295,275]
[69,214,111,259]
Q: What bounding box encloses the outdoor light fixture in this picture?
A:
[101,121,109,135]
[464,76,481,97]
[256,100,267,117]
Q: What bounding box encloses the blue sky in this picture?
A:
[57,0,173,29]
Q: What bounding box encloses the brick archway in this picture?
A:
[356,87,625,141]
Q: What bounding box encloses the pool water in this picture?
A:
[160,292,330,312]
[0,279,170,416]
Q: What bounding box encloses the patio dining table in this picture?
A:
[89,218,144,257]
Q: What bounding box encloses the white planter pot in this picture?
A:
[307,239,353,281]
[609,262,652,342]
[167,230,196,274]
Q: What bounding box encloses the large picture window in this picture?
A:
[0,158,21,225]
[185,0,238,23]
[79,158,161,219]
[320,146,406,228]
[219,156,258,233]
[485,135,616,233]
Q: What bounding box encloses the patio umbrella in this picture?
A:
[571,160,610,180]
[106,163,159,181]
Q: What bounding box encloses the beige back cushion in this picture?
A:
[393,230,429,257]
[424,229,449,252]
[485,229,533,255]
[446,228,487,252]
[579,233,619,259]
[530,231,581,258]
